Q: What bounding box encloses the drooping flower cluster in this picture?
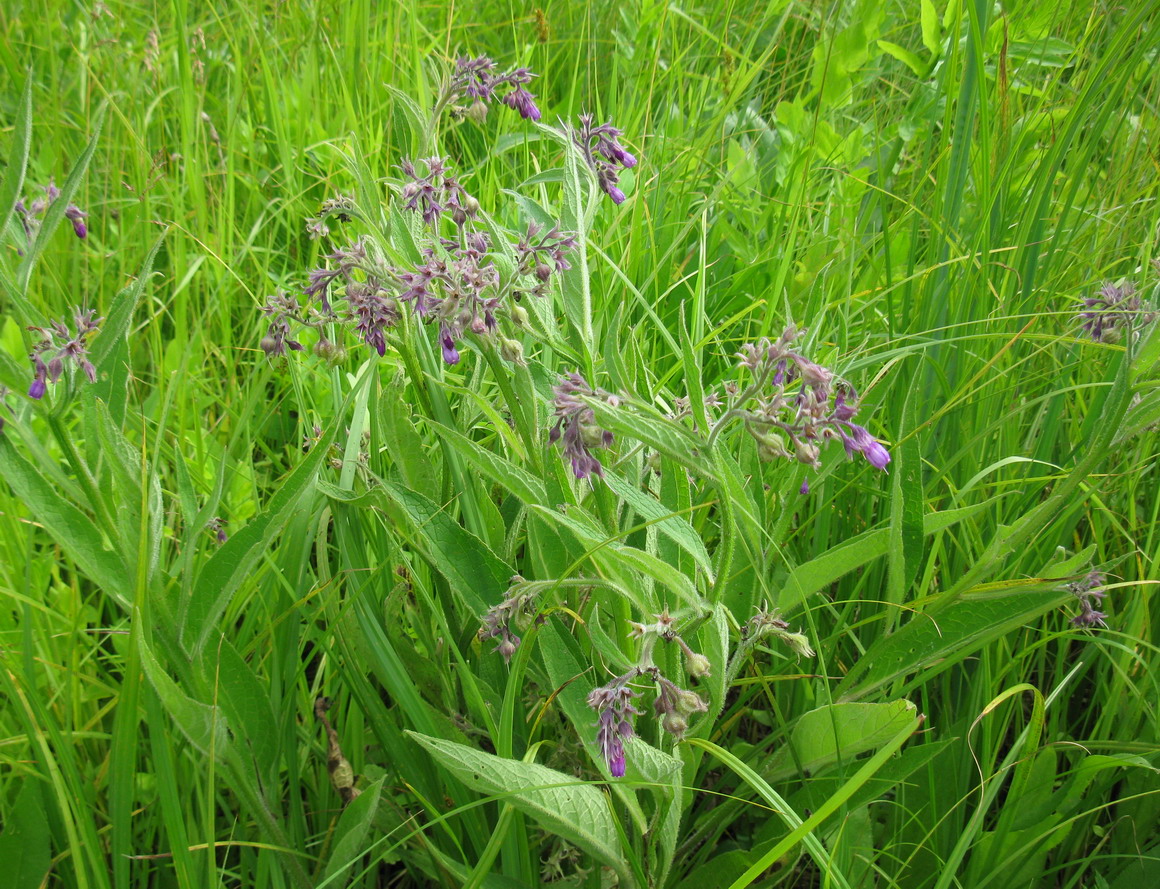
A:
[1078,280,1154,343]
[259,291,306,358]
[727,326,890,479]
[479,576,539,663]
[1066,571,1108,629]
[549,372,618,479]
[514,223,576,298]
[399,157,479,227]
[738,606,815,660]
[585,612,710,777]
[587,674,641,778]
[449,56,541,121]
[573,114,639,204]
[26,309,102,399]
[305,194,355,240]
[273,157,572,368]
[14,181,88,250]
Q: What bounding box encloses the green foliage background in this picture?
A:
[1,1,1158,887]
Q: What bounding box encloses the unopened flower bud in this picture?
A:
[794,439,820,467]
[260,335,278,355]
[314,339,336,360]
[467,100,489,123]
[451,206,467,226]
[510,305,529,328]
[756,432,790,462]
[535,262,552,282]
[496,637,519,663]
[685,652,711,678]
[677,689,708,714]
[780,631,815,658]
[580,423,609,449]
[661,711,688,738]
[464,195,480,217]
[470,316,487,335]
[499,337,525,365]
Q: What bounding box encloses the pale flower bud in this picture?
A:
[685,652,711,678]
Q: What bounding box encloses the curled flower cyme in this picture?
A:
[573,114,639,204]
[549,372,617,479]
[587,674,642,778]
[725,326,891,474]
[1078,280,1154,343]
[26,309,102,399]
[449,57,542,121]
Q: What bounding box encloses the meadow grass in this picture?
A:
[1,1,1158,887]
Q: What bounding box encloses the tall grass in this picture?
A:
[1,1,1158,888]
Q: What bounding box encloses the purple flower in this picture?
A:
[440,326,460,365]
[587,675,642,778]
[14,181,89,247]
[26,309,102,398]
[1078,281,1153,343]
[1067,571,1109,629]
[574,114,639,204]
[733,328,891,476]
[501,86,541,121]
[259,292,304,357]
[65,205,88,239]
[549,372,616,480]
[800,478,810,495]
[451,57,542,121]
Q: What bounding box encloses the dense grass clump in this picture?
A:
[1,2,1158,888]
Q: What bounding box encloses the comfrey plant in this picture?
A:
[724,326,890,474]
[13,179,88,250]
[1077,272,1156,344]
[256,53,915,884]
[26,309,102,399]
[1066,570,1109,628]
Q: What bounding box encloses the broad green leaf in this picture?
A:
[921,0,941,56]
[376,378,438,493]
[693,706,919,889]
[879,40,925,76]
[0,779,50,889]
[88,233,165,426]
[604,470,714,581]
[199,636,279,779]
[836,582,1069,699]
[585,398,718,480]
[429,420,547,504]
[16,109,103,296]
[539,618,650,834]
[778,500,996,613]
[377,478,513,615]
[0,435,131,608]
[0,75,32,250]
[139,632,230,758]
[181,421,335,654]
[887,385,925,629]
[406,732,628,880]
[529,503,697,609]
[683,738,851,889]
[762,700,919,782]
[323,777,385,887]
[624,740,683,887]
